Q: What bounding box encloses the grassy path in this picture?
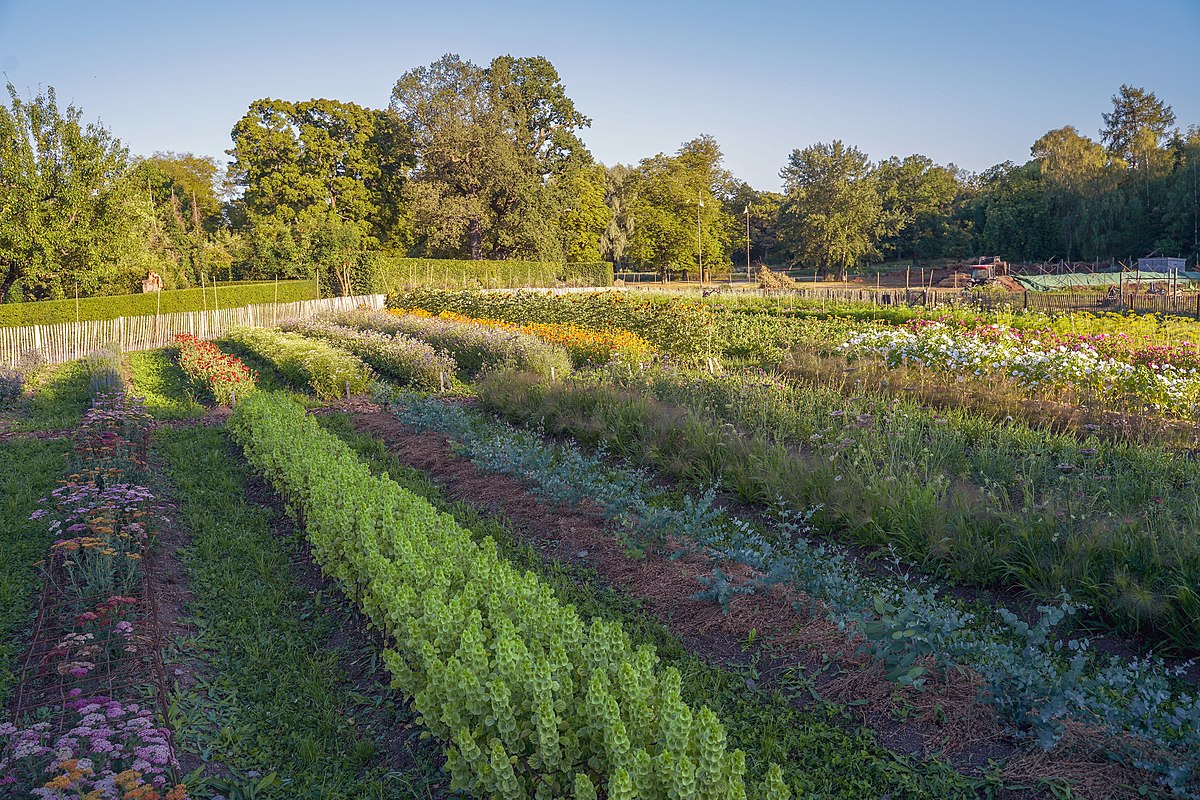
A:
[155,425,449,800]
[0,437,68,709]
[127,349,206,419]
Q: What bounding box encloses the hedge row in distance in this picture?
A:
[372,256,613,293]
[0,280,319,328]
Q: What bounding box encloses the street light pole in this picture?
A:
[744,203,752,284]
[696,190,704,284]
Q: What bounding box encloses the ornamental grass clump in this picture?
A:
[279,318,455,391]
[229,391,790,800]
[329,308,573,378]
[174,334,258,405]
[222,326,375,400]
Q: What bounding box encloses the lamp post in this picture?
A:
[696,190,704,284]
[744,203,752,284]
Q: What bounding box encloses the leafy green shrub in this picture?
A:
[228,391,789,800]
[221,327,374,400]
[0,280,318,328]
[371,257,613,293]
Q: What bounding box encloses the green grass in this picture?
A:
[14,360,93,431]
[154,425,447,800]
[0,437,68,710]
[127,349,206,420]
[317,413,980,800]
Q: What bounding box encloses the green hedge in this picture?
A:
[372,257,613,293]
[0,280,319,328]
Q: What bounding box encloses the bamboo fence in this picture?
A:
[0,294,385,366]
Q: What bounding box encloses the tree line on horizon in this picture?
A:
[1,54,1198,301]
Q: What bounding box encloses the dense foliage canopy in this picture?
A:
[1,70,1197,303]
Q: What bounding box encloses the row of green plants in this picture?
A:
[0,280,318,328]
[220,327,374,400]
[155,424,444,799]
[228,391,793,800]
[280,318,457,391]
[476,367,1200,653]
[319,412,981,799]
[377,387,1200,796]
[329,309,573,378]
[372,256,613,293]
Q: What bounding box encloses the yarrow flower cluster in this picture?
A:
[174,333,257,405]
[840,321,1200,414]
[0,694,186,799]
[7,390,183,797]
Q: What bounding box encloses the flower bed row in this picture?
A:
[327,308,573,378]
[174,334,258,405]
[387,288,716,360]
[221,327,374,400]
[840,321,1200,414]
[379,386,1200,796]
[0,389,186,799]
[410,310,655,367]
[228,391,790,800]
[278,319,455,391]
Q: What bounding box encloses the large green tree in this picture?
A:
[228,97,409,283]
[131,152,230,287]
[390,53,592,260]
[874,154,961,264]
[1030,127,1107,261]
[0,83,155,301]
[1101,85,1176,172]
[624,136,735,279]
[778,140,882,279]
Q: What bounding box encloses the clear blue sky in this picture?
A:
[2,0,1197,190]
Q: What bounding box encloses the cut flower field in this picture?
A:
[2,288,1200,799]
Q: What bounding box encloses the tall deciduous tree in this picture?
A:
[1030,126,1107,261]
[0,83,155,301]
[390,53,592,260]
[874,154,960,264]
[625,136,735,278]
[1101,85,1176,171]
[228,97,408,282]
[779,140,881,279]
[600,164,634,267]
